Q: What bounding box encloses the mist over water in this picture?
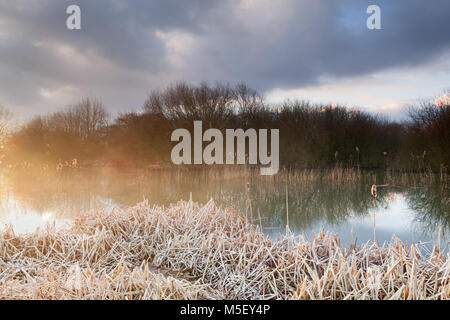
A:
[0,168,448,250]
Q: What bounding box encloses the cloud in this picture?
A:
[435,93,450,107]
[0,0,449,118]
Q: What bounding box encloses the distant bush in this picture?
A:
[403,98,450,170]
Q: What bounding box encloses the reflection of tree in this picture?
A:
[3,170,116,218]
[242,180,391,232]
[405,187,450,237]
[4,169,246,217]
[3,169,448,242]
[3,169,390,228]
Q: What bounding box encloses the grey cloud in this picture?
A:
[183,0,450,90]
[0,0,449,116]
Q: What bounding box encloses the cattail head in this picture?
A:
[371,184,377,198]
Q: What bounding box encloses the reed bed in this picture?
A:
[0,263,211,300]
[0,200,448,300]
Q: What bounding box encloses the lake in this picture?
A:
[0,168,448,250]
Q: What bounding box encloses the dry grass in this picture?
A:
[0,263,210,300]
[0,200,449,300]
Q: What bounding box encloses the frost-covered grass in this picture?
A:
[0,200,448,300]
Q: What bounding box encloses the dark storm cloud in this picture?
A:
[186,0,450,90]
[0,0,449,116]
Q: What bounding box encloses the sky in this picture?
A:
[0,0,449,122]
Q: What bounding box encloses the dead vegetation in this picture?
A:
[0,200,448,300]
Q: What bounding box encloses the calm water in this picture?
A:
[0,168,448,249]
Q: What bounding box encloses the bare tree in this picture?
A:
[45,98,108,141]
[0,105,12,143]
[74,98,109,140]
[232,82,264,112]
[142,82,263,129]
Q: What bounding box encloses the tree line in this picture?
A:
[2,82,449,171]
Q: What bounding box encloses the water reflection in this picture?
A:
[0,169,448,248]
